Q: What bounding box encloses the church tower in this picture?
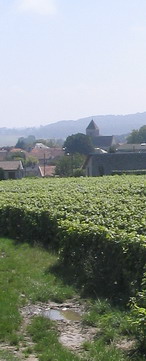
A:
[86,119,99,138]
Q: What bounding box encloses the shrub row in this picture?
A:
[0,176,145,303]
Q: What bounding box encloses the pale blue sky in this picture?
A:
[0,0,146,128]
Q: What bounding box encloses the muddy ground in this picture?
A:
[0,299,97,360]
[0,299,136,361]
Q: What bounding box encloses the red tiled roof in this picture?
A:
[30,148,64,160]
[9,148,29,156]
[39,165,56,177]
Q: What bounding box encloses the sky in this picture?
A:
[0,0,146,128]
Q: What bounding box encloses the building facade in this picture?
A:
[84,152,146,176]
[86,120,116,151]
[0,161,24,179]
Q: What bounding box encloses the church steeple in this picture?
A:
[86,120,99,137]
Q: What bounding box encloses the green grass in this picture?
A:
[0,237,145,361]
[0,350,20,361]
[28,316,132,361]
[27,314,137,361]
[82,299,146,361]
[83,339,128,361]
[83,299,132,335]
[28,316,81,361]
[83,299,134,345]
[0,237,75,343]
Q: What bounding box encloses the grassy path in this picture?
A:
[0,238,145,361]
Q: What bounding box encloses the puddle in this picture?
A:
[42,309,64,321]
[42,309,81,322]
[62,309,81,321]
[21,301,97,353]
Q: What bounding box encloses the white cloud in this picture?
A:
[16,0,57,16]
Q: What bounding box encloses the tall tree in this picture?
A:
[15,135,36,150]
[127,125,146,143]
[63,133,94,155]
[55,153,85,177]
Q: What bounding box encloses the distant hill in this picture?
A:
[0,112,146,146]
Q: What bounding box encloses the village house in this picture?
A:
[83,152,146,176]
[0,160,24,179]
[39,165,56,177]
[7,145,63,177]
[29,147,64,165]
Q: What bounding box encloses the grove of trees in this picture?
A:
[63,133,94,155]
[55,153,85,177]
[127,125,146,143]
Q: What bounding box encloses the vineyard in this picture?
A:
[0,176,145,294]
[0,175,146,349]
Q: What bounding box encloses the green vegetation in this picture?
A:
[0,176,145,301]
[15,135,64,150]
[0,176,145,359]
[63,132,94,154]
[28,317,81,361]
[0,350,20,361]
[55,153,85,177]
[130,271,146,353]
[15,135,36,150]
[127,125,146,143]
[24,155,39,167]
[7,150,26,161]
[28,314,137,361]
[0,238,74,344]
[0,237,145,361]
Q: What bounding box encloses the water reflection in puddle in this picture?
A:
[62,309,81,321]
[42,309,81,322]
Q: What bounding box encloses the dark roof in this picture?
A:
[92,136,114,148]
[0,160,23,171]
[86,119,99,130]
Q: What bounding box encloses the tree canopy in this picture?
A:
[55,153,85,177]
[127,125,146,144]
[63,133,94,155]
[15,135,36,150]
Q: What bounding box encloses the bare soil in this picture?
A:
[0,299,136,360]
[21,299,97,352]
[0,299,97,360]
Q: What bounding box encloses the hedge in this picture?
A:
[0,176,145,302]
